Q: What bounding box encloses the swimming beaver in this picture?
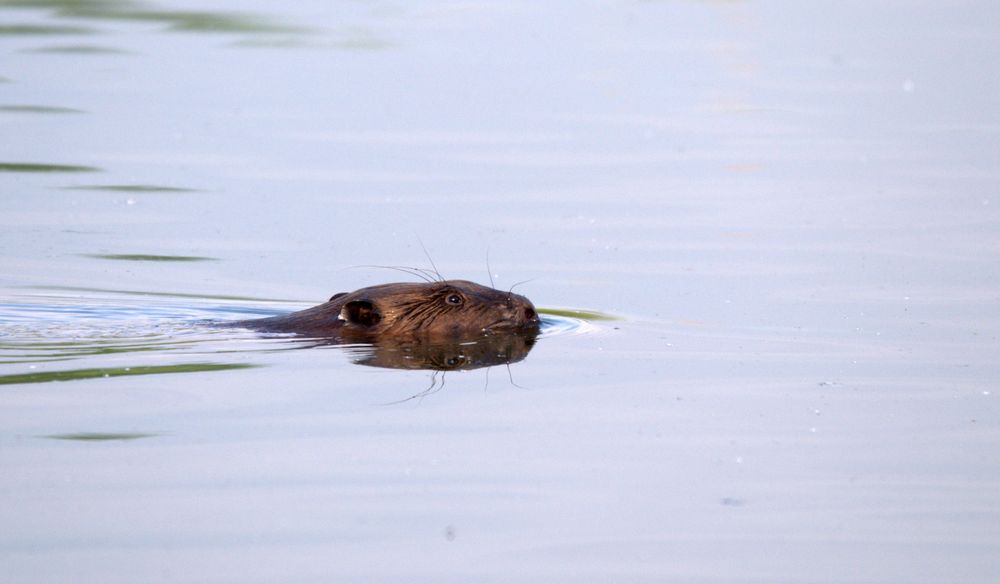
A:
[230,280,541,340]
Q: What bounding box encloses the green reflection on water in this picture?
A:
[538,308,620,321]
[0,23,96,35]
[44,432,158,441]
[23,285,301,303]
[0,362,258,385]
[0,162,99,173]
[121,10,303,34]
[65,184,196,192]
[25,44,131,54]
[2,0,305,35]
[331,37,392,51]
[0,339,180,361]
[233,30,391,51]
[83,254,218,262]
[0,104,83,113]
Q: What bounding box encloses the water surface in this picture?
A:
[1,1,998,582]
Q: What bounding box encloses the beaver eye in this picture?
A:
[445,293,463,306]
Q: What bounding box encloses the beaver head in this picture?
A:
[238,280,541,340]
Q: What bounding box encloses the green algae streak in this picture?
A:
[538,308,619,321]
[0,363,259,385]
[65,184,197,192]
[45,432,159,441]
[83,254,218,262]
[0,162,99,173]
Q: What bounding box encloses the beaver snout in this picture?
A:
[513,305,540,328]
[495,297,540,331]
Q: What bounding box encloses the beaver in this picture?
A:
[229,279,541,341]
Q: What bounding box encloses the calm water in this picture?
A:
[2,1,999,582]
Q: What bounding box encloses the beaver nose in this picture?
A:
[524,307,537,322]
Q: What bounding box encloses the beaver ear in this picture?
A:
[329,292,347,302]
[339,300,382,327]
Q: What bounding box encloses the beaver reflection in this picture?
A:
[341,328,538,371]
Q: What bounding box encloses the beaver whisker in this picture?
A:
[380,371,447,405]
[481,317,525,333]
[506,279,534,303]
[407,267,443,282]
[486,247,496,289]
[505,362,528,390]
[417,238,444,282]
[348,265,437,283]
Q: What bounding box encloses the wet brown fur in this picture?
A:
[231,280,540,340]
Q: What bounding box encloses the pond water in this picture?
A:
[2,1,999,582]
